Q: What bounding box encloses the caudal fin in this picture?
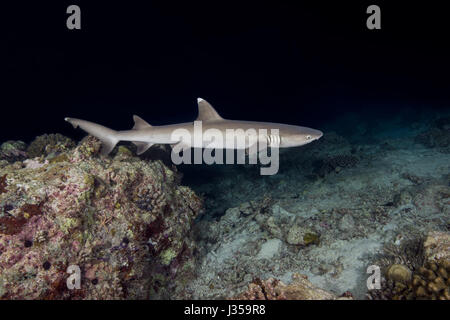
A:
[65,117,119,155]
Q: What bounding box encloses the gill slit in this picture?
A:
[266,134,280,147]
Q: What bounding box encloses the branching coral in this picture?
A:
[368,260,450,300]
[367,232,450,300]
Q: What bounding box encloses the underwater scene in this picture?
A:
[1,106,449,300]
[1,3,449,301]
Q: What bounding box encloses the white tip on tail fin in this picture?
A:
[65,117,119,155]
[65,117,79,129]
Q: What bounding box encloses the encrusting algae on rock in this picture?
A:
[230,273,344,300]
[26,134,76,159]
[0,135,203,299]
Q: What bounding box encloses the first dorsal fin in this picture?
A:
[132,115,152,130]
[196,98,224,122]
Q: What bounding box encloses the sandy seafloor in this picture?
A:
[179,110,450,299]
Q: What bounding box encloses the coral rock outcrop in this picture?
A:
[231,273,337,300]
[0,136,202,299]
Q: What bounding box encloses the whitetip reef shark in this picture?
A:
[65,98,323,159]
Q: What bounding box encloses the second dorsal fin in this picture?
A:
[132,115,152,130]
[196,98,224,122]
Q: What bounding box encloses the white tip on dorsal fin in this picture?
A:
[196,98,224,122]
[132,115,152,130]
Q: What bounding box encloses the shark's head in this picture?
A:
[279,125,323,148]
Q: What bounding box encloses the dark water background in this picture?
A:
[2,2,449,143]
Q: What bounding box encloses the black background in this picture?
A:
[3,1,450,143]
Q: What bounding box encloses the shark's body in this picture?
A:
[65,98,323,155]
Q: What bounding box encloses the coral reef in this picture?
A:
[373,237,425,273]
[385,264,412,283]
[367,232,450,300]
[26,134,75,158]
[368,260,450,300]
[230,273,338,300]
[1,110,449,300]
[181,119,449,299]
[0,141,27,162]
[0,135,202,299]
[423,231,450,263]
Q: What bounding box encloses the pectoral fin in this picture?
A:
[171,141,191,152]
[133,141,154,155]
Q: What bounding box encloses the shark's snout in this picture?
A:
[315,130,323,140]
[304,128,323,142]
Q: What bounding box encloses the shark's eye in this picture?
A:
[306,135,312,140]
